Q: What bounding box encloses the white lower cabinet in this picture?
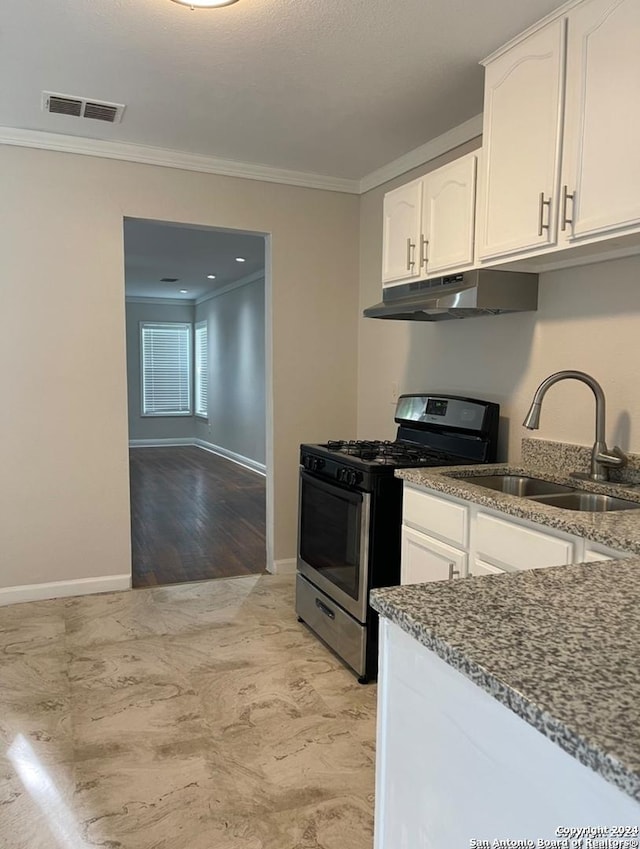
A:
[374,619,640,848]
[401,483,630,584]
[401,526,466,586]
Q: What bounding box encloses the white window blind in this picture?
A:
[195,321,208,418]
[140,322,192,416]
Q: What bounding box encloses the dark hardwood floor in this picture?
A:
[129,446,266,588]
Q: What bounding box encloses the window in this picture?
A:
[140,322,192,416]
[195,320,208,418]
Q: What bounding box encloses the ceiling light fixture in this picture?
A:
[179,289,189,294]
[207,274,216,279]
[170,0,239,8]
[235,257,246,262]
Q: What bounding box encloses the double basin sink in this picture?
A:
[465,474,640,513]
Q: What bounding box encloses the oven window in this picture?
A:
[299,476,363,600]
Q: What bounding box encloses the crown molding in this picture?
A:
[0,126,361,194]
[195,269,265,306]
[1,117,484,196]
[480,0,581,65]
[358,114,484,193]
[125,296,195,306]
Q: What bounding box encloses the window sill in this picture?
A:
[141,412,193,418]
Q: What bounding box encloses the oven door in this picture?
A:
[297,470,371,622]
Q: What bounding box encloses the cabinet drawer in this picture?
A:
[476,512,574,571]
[403,486,468,548]
[582,543,628,563]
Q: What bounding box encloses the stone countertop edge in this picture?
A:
[370,560,640,804]
[396,463,640,555]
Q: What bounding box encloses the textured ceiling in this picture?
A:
[1,0,565,180]
[124,219,265,301]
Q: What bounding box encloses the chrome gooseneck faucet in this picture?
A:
[523,370,627,482]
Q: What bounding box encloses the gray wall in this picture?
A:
[195,277,266,465]
[126,300,196,441]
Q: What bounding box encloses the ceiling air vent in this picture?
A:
[160,278,179,283]
[46,95,82,117]
[42,92,125,124]
[83,102,121,123]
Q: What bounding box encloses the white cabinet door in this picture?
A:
[477,18,565,260]
[469,557,507,577]
[401,526,466,585]
[561,0,640,242]
[423,153,477,275]
[381,179,423,285]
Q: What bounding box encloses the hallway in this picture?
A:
[129,447,266,587]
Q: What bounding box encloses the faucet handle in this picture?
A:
[595,445,627,469]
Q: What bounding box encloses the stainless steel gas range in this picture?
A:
[295,393,500,683]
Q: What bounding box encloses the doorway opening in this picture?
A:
[123,217,268,588]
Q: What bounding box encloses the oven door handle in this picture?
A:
[315,598,336,620]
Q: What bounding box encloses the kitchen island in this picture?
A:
[371,560,640,847]
[370,443,640,847]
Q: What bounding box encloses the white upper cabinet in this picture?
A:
[561,0,640,242]
[477,18,565,261]
[381,179,423,285]
[423,154,477,275]
[477,0,640,265]
[382,153,477,287]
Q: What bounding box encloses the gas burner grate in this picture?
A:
[325,439,459,467]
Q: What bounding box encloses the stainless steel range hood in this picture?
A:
[363,269,538,321]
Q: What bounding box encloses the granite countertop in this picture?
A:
[370,558,640,803]
[397,462,640,554]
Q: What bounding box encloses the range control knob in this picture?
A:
[304,456,325,472]
[337,468,362,486]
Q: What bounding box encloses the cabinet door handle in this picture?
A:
[538,192,551,237]
[561,185,575,232]
[419,235,429,270]
[448,563,460,581]
[406,238,416,271]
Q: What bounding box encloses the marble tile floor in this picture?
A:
[0,574,377,849]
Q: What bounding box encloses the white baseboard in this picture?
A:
[194,439,266,476]
[267,558,297,576]
[128,437,266,477]
[129,438,194,447]
[0,574,132,607]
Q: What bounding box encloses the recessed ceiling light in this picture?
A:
[207,274,216,279]
[179,289,188,294]
[235,257,246,262]
[170,0,239,8]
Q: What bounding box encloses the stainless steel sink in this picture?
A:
[462,473,640,511]
[530,492,640,512]
[468,475,575,497]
